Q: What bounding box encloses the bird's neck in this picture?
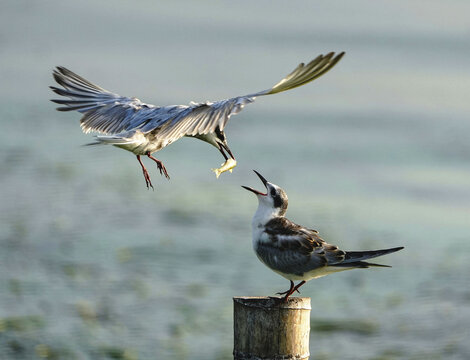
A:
[251,205,283,250]
[252,204,281,228]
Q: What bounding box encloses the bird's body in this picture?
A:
[51,52,344,189]
[243,171,404,301]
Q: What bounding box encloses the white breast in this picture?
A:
[250,203,279,250]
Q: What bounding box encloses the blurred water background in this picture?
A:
[1,1,469,359]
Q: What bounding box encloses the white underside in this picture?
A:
[274,265,353,281]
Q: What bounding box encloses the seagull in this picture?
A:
[242,171,404,302]
[50,52,344,189]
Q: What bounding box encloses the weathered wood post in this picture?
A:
[233,297,311,360]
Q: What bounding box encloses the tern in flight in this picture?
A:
[51,52,344,189]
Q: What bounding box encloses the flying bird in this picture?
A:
[50,52,344,189]
[242,171,403,302]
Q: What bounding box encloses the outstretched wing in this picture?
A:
[50,67,186,135]
[51,52,344,141]
[155,51,345,142]
[254,51,345,96]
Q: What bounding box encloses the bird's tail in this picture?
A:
[333,246,404,268]
[332,261,392,269]
[261,52,345,96]
[85,134,137,146]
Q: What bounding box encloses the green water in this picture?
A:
[1,1,469,359]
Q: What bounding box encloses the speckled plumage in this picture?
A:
[243,171,404,301]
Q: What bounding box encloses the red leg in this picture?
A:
[277,281,295,296]
[292,281,306,294]
[278,280,306,302]
[137,155,154,190]
[147,152,170,179]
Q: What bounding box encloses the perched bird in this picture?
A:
[50,52,344,189]
[242,171,404,301]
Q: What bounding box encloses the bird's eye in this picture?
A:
[270,189,276,196]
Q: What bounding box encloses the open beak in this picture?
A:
[241,170,268,196]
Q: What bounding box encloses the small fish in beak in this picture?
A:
[212,158,237,178]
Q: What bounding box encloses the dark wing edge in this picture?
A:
[151,51,345,141]
[50,66,158,135]
[253,51,345,96]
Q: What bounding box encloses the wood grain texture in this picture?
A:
[233,297,311,360]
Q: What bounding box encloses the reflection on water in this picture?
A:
[1,0,470,359]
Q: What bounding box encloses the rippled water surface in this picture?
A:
[1,1,469,359]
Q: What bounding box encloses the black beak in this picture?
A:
[241,170,268,196]
[253,170,268,187]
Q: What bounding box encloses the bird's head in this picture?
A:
[242,170,288,217]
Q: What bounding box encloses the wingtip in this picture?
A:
[53,66,64,75]
[55,65,67,73]
[378,246,404,256]
[367,262,393,268]
[321,51,345,59]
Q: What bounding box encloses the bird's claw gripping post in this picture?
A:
[276,289,300,296]
[212,158,237,179]
[274,280,304,302]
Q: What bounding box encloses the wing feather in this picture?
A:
[252,51,345,96]
[50,52,344,140]
[151,51,345,141]
[263,217,346,265]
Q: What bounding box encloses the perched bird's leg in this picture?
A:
[136,155,154,190]
[277,281,295,296]
[292,281,306,294]
[277,281,307,302]
[147,152,170,179]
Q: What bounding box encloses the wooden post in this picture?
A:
[233,297,311,360]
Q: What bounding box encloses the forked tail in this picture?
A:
[334,246,404,268]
